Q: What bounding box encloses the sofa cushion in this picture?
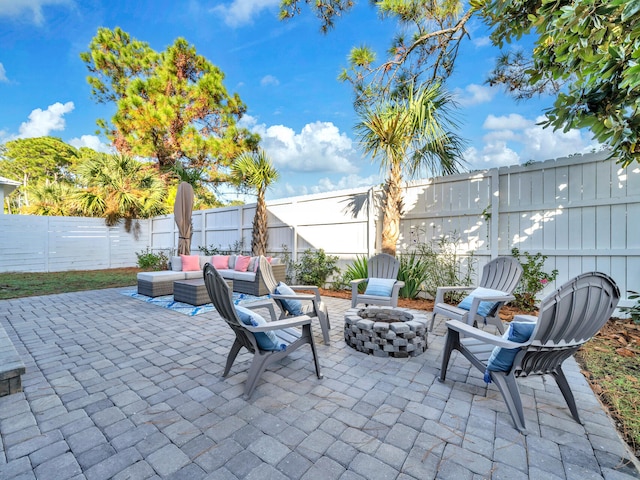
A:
[212,255,230,269]
[247,256,260,273]
[171,256,182,271]
[228,255,237,269]
[231,271,257,282]
[181,254,200,271]
[235,255,251,272]
[137,271,185,283]
[184,271,203,280]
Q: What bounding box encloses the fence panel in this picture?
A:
[0,215,148,272]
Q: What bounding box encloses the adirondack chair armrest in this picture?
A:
[350,278,367,287]
[435,286,475,304]
[287,285,322,302]
[243,300,278,321]
[271,292,316,305]
[393,281,405,289]
[244,315,313,333]
[445,319,529,348]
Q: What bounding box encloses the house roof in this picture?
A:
[0,176,21,196]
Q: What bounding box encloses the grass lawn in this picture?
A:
[0,267,637,456]
[0,267,139,300]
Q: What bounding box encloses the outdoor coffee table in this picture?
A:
[173,278,233,306]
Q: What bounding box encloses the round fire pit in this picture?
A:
[344,306,428,358]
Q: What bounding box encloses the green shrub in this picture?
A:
[415,234,475,301]
[279,244,295,284]
[510,247,559,311]
[198,240,244,256]
[294,248,340,287]
[136,247,169,271]
[333,255,368,292]
[398,252,429,299]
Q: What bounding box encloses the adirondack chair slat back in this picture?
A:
[480,256,523,293]
[368,253,399,279]
[203,263,257,353]
[533,271,619,345]
[258,256,279,293]
[515,272,619,377]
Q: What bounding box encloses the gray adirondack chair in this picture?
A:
[203,263,322,399]
[438,271,619,433]
[258,256,331,345]
[429,256,523,333]
[350,253,405,308]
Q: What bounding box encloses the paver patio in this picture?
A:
[0,287,638,479]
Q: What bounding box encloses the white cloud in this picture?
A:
[0,63,8,82]
[519,116,599,162]
[483,113,532,130]
[250,120,360,174]
[212,0,280,27]
[309,174,381,194]
[473,36,491,48]
[18,101,74,138]
[0,0,73,25]
[68,135,113,153]
[463,143,520,169]
[455,84,497,107]
[260,74,279,87]
[464,113,601,170]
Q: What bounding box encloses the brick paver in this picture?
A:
[0,287,638,479]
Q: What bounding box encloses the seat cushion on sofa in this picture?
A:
[228,271,257,282]
[184,270,203,280]
[137,271,185,283]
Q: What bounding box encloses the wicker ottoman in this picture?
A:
[137,271,185,297]
[174,278,233,306]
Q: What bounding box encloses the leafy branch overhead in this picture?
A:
[280,0,640,166]
[282,1,473,103]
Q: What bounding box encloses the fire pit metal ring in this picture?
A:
[344,306,429,358]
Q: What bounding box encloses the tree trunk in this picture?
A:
[381,163,403,256]
[252,193,268,256]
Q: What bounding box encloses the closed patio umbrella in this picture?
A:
[174,182,194,255]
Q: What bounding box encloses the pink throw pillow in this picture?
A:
[234,255,251,272]
[181,254,200,271]
[212,255,229,269]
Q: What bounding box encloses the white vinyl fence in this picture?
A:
[1,150,638,306]
[0,215,149,272]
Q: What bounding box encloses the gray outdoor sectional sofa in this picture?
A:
[136,254,286,297]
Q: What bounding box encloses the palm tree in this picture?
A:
[231,148,279,256]
[23,182,80,216]
[355,83,466,256]
[75,153,168,232]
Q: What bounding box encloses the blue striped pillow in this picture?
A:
[364,278,396,297]
[235,305,285,351]
[457,287,506,317]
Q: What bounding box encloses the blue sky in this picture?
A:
[0,0,600,201]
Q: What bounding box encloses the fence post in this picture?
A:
[490,168,500,260]
[367,187,375,257]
